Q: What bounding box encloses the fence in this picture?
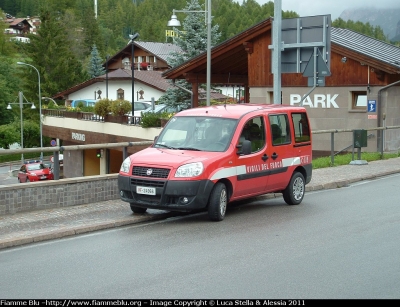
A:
[1,126,399,215]
[312,125,400,164]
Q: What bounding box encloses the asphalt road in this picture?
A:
[1,173,399,299]
[0,165,18,185]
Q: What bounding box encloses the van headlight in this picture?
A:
[120,157,131,173]
[175,162,203,178]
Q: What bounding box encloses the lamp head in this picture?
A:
[31,104,36,109]
[6,104,11,110]
[129,33,139,41]
[167,14,181,27]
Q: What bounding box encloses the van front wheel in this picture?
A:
[283,172,305,205]
[130,204,147,214]
[208,182,227,221]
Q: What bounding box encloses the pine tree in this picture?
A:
[159,0,222,108]
[21,9,88,100]
[87,44,106,78]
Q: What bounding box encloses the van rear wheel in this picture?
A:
[283,172,305,205]
[208,182,227,221]
[130,204,147,214]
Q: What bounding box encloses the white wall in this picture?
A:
[66,80,165,104]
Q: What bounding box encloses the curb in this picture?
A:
[0,211,178,250]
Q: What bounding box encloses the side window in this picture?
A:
[351,91,367,110]
[269,114,291,146]
[239,116,265,153]
[292,113,311,143]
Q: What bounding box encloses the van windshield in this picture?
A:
[154,116,238,152]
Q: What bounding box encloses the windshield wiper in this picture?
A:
[176,147,201,151]
[154,143,175,149]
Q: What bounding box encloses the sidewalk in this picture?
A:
[1,157,400,250]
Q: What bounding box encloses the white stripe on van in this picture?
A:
[282,157,301,167]
[210,165,246,180]
[210,157,303,181]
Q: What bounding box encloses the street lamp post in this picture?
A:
[129,33,139,122]
[17,62,43,160]
[106,55,109,99]
[7,91,36,163]
[168,0,211,106]
[42,96,58,106]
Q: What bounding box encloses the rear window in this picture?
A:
[27,163,46,171]
[291,113,311,143]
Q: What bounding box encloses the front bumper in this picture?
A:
[118,175,214,212]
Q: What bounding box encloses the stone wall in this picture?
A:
[0,174,119,215]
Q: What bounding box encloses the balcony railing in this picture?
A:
[43,109,143,125]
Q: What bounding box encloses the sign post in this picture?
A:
[269,4,331,105]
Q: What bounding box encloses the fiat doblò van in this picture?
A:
[118,104,312,221]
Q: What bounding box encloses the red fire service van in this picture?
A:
[118,104,312,221]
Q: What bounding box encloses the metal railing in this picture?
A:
[2,125,400,179]
[0,141,153,180]
[312,125,400,164]
[43,109,144,125]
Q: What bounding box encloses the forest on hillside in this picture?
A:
[0,0,391,59]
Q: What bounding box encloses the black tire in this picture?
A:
[26,178,30,183]
[18,178,21,183]
[282,172,305,205]
[130,204,147,214]
[208,182,228,221]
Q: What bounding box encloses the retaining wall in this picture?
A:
[0,174,119,215]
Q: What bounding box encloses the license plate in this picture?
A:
[136,186,156,195]
[40,176,47,179]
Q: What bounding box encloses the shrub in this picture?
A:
[94,98,112,117]
[80,105,95,113]
[47,101,59,109]
[141,112,161,128]
[110,99,131,116]
[76,101,85,109]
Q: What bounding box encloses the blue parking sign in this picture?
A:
[368,100,376,112]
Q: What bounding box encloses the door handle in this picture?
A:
[271,152,278,160]
[262,154,268,161]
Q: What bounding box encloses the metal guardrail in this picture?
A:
[1,126,400,177]
[0,141,154,180]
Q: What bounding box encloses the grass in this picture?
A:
[312,152,400,169]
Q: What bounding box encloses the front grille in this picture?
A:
[132,166,170,178]
[131,178,166,188]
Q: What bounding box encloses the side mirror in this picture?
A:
[236,140,252,155]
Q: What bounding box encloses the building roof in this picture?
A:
[331,27,400,72]
[135,41,181,63]
[5,17,31,28]
[52,69,174,99]
[52,68,227,101]
[105,41,181,68]
[162,17,272,83]
[162,18,400,81]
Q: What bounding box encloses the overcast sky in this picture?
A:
[254,0,400,20]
